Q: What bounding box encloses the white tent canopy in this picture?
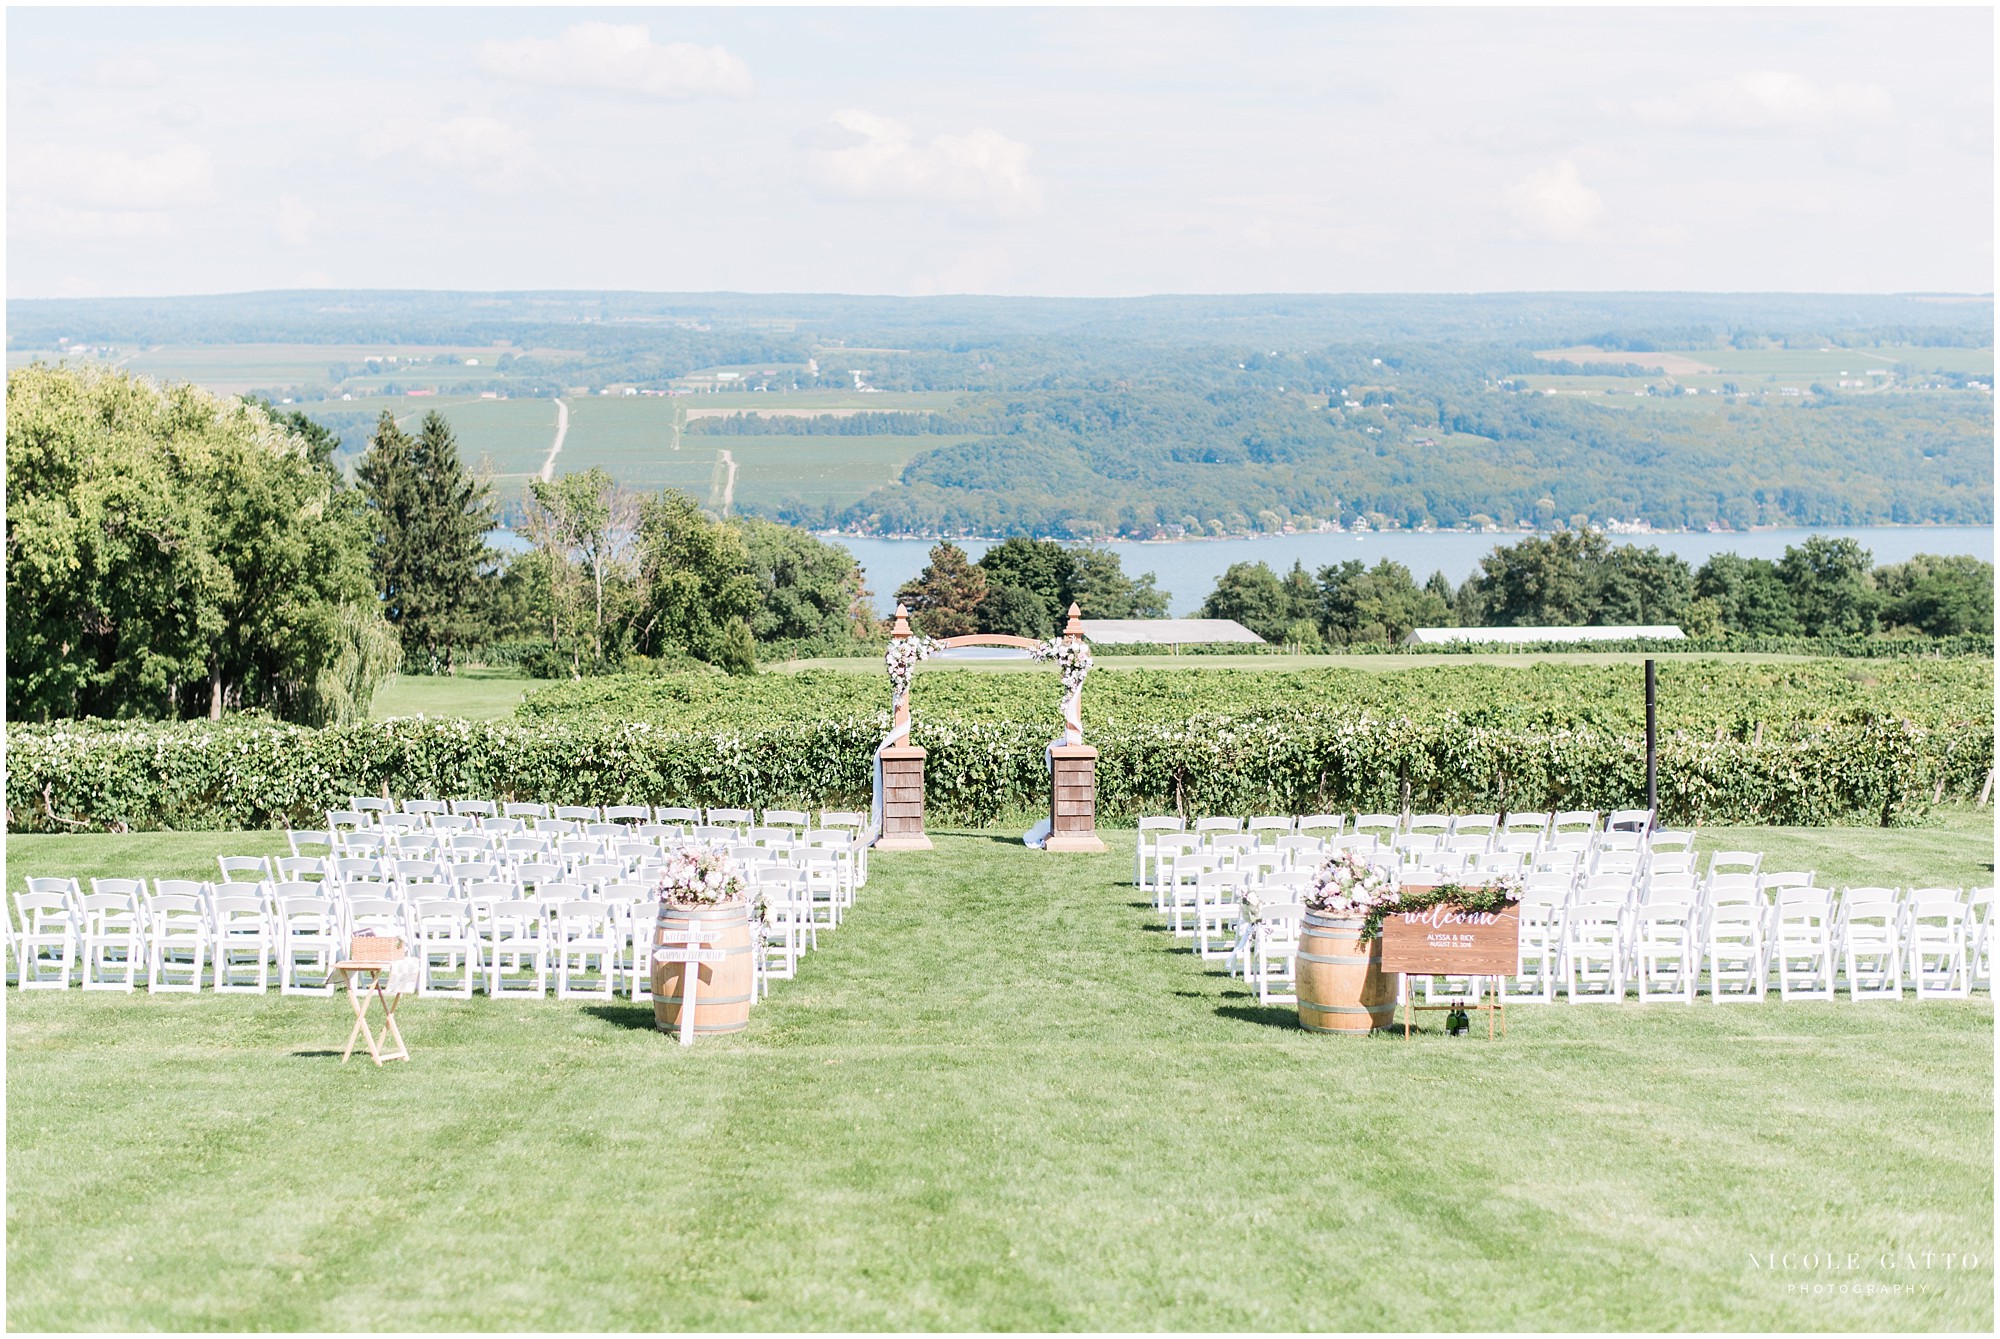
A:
[1078,618,1264,646]
[1403,625,1686,645]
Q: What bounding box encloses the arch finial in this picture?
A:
[891,603,913,640]
[1061,602,1084,639]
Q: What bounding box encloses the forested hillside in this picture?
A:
[9,291,1991,538]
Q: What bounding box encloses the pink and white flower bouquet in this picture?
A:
[1304,848,1397,919]
[655,843,749,908]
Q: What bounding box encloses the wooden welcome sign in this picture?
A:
[1379,888,1521,976]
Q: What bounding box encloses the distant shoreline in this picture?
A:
[811,520,1996,548]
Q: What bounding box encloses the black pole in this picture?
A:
[1644,658,1658,820]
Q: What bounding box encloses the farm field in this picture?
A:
[726,433,972,512]
[680,389,972,418]
[2,344,528,395]
[5,824,1991,1331]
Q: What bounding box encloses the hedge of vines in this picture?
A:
[8,708,1988,834]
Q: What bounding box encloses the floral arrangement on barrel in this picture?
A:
[1306,848,1523,941]
[655,844,749,908]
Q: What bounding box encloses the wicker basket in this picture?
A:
[348,934,403,964]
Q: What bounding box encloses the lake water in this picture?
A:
[486,523,1993,616]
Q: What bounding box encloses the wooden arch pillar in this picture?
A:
[1043,603,1106,853]
[875,604,932,851]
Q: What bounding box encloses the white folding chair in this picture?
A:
[1135,816,1187,890]
[1632,903,1698,1003]
[1907,892,1970,999]
[216,855,272,887]
[1250,902,1304,1005]
[1705,904,1767,1002]
[287,830,335,858]
[1838,893,1902,1001]
[1967,887,1993,990]
[1708,850,1763,880]
[1563,898,1627,1002]
[485,900,550,998]
[1504,893,1563,1003]
[210,893,271,993]
[1150,836,1199,909]
[276,888,341,995]
[1776,895,1832,1003]
[1194,870,1243,962]
[79,884,145,992]
[145,887,209,993]
[15,883,81,990]
[554,900,618,1000]
[411,898,480,998]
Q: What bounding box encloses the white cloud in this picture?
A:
[809,110,1043,217]
[276,194,314,247]
[365,115,526,182]
[1505,159,1602,241]
[1633,71,1894,131]
[93,52,164,88]
[6,199,174,243]
[158,102,202,128]
[476,22,750,99]
[11,141,214,212]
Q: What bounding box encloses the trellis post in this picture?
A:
[875,603,932,850]
[1044,603,1106,853]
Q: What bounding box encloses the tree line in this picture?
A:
[1193,530,1995,647]
[893,538,1169,638]
[5,366,882,725]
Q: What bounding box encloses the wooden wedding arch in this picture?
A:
[874,602,1104,853]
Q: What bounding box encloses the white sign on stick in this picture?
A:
[654,927,726,1045]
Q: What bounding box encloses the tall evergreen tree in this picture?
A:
[356,410,496,674]
[896,542,987,637]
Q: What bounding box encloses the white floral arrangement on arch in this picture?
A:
[655,843,748,908]
[884,635,938,703]
[1304,848,1397,919]
[1030,636,1093,696]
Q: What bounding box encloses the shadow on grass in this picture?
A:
[582,1004,659,1032]
[288,1049,346,1059]
[1216,1003,1303,1030]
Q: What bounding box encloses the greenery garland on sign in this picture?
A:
[1361,877,1523,943]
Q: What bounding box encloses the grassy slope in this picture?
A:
[6,823,1993,1331]
[368,667,554,722]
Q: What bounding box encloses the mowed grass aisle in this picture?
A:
[6,827,1993,1331]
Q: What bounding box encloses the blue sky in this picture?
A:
[7,5,1992,298]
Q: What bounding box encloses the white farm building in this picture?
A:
[1403,625,1686,646]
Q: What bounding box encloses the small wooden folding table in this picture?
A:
[332,936,415,1065]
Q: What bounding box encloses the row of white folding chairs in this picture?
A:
[298,821,871,885]
[331,799,867,836]
[12,870,856,999]
[1501,884,1990,1004]
[255,837,862,900]
[1136,811,1668,889]
[1141,863,1991,1010]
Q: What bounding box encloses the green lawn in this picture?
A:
[6,822,1992,1330]
[368,667,555,721]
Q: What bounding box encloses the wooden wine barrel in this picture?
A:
[1296,912,1399,1034]
[651,902,754,1036]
